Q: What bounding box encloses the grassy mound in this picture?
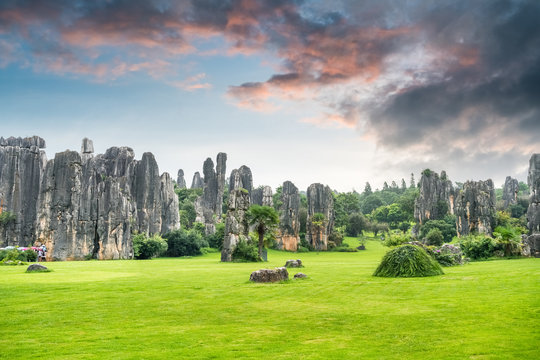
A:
[373,244,444,277]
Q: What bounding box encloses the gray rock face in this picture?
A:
[1,137,180,261]
[249,267,289,282]
[455,179,496,236]
[414,170,455,224]
[502,176,519,208]
[176,169,186,188]
[293,272,307,279]
[0,137,47,247]
[191,171,203,189]
[524,234,540,258]
[195,153,227,235]
[252,185,273,207]
[229,165,253,195]
[221,188,251,262]
[527,154,540,234]
[277,181,300,251]
[306,183,334,250]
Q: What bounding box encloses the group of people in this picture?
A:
[36,244,47,262]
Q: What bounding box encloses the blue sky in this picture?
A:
[1,0,538,191]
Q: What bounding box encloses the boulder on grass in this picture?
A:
[26,264,48,272]
[284,259,303,268]
[249,267,288,282]
[294,272,307,279]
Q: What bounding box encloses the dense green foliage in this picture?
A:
[457,235,499,260]
[0,248,37,263]
[418,217,457,243]
[163,229,208,257]
[246,205,279,259]
[0,211,16,225]
[175,187,203,229]
[373,244,444,277]
[425,228,444,246]
[132,234,168,259]
[231,237,260,262]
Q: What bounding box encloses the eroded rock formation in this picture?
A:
[276,181,300,251]
[221,188,250,262]
[229,165,253,196]
[454,179,496,236]
[1,137,180,261]
[414,170,455,224]
[502,176,519,208]
[252,185,273,207]
[249,267,288,282]
[176,169,186,188]
[195,153,227,235]
[191,171,203,189]
[0,136,47,246]
[526,154,540,257]
[305,183,334,250]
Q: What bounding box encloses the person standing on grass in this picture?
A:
[41,244,47,261]
[37,248,43,262]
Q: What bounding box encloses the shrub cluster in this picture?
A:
[373,244,444,277]
[132,234,168,259]
[382,232,411,247]
[163,229,208,257]
[457,235,499,260]
[0,248,37,264]
[232,237,260,262]
[430,244,464,266]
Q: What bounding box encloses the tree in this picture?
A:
[363,182,372,196]
[383,181,389,191]
[347,213,367,236]
[361,194,383,214]
[401,178,407,191]
[246,205,279,260]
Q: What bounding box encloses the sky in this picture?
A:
[0,0,538,192]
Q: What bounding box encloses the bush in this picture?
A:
[23,249,37,262]
[430,244,464,266]
[425,228,444,246]
[206,222,225,249]
[493,225,522,257]
[132,234,168,259]
[332,245,358,252]
[232,238,260,262]
[163,229,208,257]
[373,244,444,277]
[382,232,411,247]
[296,246,309,253]
[457,235,498,260]
[419,219,456,243]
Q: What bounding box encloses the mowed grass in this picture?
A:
[0,239,538,359]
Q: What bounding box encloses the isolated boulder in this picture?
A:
[249,267,289,282]
[294,273,307,279]
[285,259,303,268]
[26,263,48,272]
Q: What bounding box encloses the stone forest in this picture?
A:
[0,135,539,261]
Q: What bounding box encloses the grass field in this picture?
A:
[1,238,538,359]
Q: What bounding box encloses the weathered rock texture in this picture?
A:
[0,136,47,247]
[191,172,203,189]
[414,170,455,224]
[221,188,250,262]
[229,165,253,195]
[176,169,186,188]
[526,154,540,257]
[0,137,180,261]
[276,181,300,251]
[502,176,519,208]
[454,180,496,236]
[249,267,288,282]
[195,153,227,235]
[252,186,273,207]
[285,259,302,268]
[306,183,334,250]
[527,154,540,234]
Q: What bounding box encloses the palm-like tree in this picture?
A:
[246,205,279,260]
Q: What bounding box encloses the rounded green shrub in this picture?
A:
[373,244,444,277]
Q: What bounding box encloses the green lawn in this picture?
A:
[1,238,538,359]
